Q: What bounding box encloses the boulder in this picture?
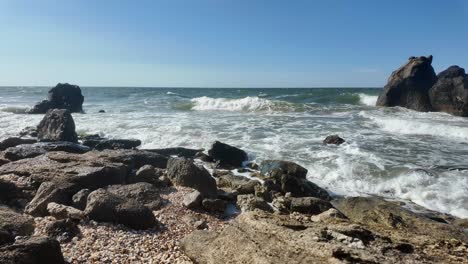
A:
[82,138,141,150]
[0,137,37,151]
[310,208,347,223]
[236,194,273,213]
[0,236,66,264]
[217,173,260,194]
[4,142,90,161]
[280,175,331,200]
[25,182,74,217]
[376,55,437,111]
[202,198,227,213]
[289,197,333,215]
[208,141,247,168]
[104,182,163,210]
[183,190,203,209]
[47,202,85,220]
[429,65,468,116]
[144,147,203,159]
[260,160,308,179]
[44,219,80,243]
[323,135,345,145]
[166,158,217,197]
[0,179,23,203]
[37,109,78,143]
[129,165,164,184]
[28,83,84,114]
[84,189,157,229]
[86,149,168,169]
[0,205,34,236]
[71,189,91,210]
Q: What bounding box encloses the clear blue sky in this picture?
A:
[0,0,467,87]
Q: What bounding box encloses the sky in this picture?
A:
[0,0,467,88]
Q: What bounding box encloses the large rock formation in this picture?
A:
[208,141,247,168]
[37,109,78,143]
[29,83,84,114]
[0,236,66,264]
[377,56,437,111]
[166,158,217,197]
[429,65,468,116]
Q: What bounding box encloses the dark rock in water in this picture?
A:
[28,83,84,114]
[18,126,38,137]
[0,137,37,151]
[323,135,345,145]
[376,55,437,111]
[98,109,106,113]
[44,219,80,243]
[236,194,273,213]
[85,189,157,230]
[429,65,468,116]
[183,190,203,209]
[260,160,308,179]
[0,236,66,264]
[145,147,203,159]
[202,198,227,213]
[208,141,247,168]
[37,109,78,143]
[166,158,217,197]
[0,229,14,246]
[104,182,163,210]
[82,138,141,150]
[4,142,90,161]
[289,197,333,215]
[25,182,74,217]
[72,189,91,210]
[0,205,35,236]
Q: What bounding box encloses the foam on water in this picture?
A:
[191,96,278,111]
[358,94,378,106]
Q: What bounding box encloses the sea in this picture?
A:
[0,87,467,218]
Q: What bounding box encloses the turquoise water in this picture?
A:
[0,87,467,218]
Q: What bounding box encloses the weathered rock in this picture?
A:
[289,197,333,215]
[47,202,85,220]
[195,152,214,162]
[310,208,347,222]
[0,179,23,203]
[0,205,34,236]
[181,215,208,230]
[166,158,217,197]
[377,55,437,111]
[87,149,168,169]
[37,109,78,143]
[104,182,163,210]
[260,160,308,179]
[98,109,105,113]
[208,141,247,168]
[429,65,468,116]
[145,147,203,159]
[202,198,227,213]
[82,138,141,150]
[0,236,66,264]
[18,126,38,137]
[323,135,345,145]
[0,137,37,151]
[85,189,157,229]
[3,142,90,161]
[236,194,273,213]
[44,219,80,243]
[129,165,164,184]
[28,83,84,114]
[217,173,260,194]
[25,182,74,217]
[183,190,203,209]
[0,229,14,246]
[280,174,331,200]
[71,189,91,210]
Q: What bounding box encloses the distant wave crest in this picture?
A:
[190,96,292,112]
[1,106,30,114]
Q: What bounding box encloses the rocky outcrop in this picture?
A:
[208,141,247,168]
[323,135,345,145]
[3,142,90,161]
[25,182,74,217]
[28,83,84,114]
[289,197,333,215]
[37,109,78,143]
[236,194,273,213]
[104,183,163,210]
[0,236,66,264]
[0,137,37,151]
[166,158,217,197]
[82,137,142,150]
[429,65,468,116]
[377,56,436,111]
[260,160,308,179]
[0,205,35,236]
[216,173,260,194]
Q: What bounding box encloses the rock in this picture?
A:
[376,55,437,111]
[0,205,34,236]
[310,208,347,222]
[85,189,157,229]
[44,219,80,243]
[323,135,345,145]
[208,141,247,168]
[0,179,23,203]
[129,165,164,184]
[0,137,37,151]
[71,189,91,210]
[195,152,214,162]
[145,147,203,159]
[217,173,260,194]
[280,174,330,200]
[0,229,14,246]
[28,83,84,114]
[0,236,66,264]
[236,194,273,213]
[25,182,74,217]
[18,126,38,137]
[429,65,468,116]
[202,198,227,213]
[37,109,78,143]
[98,109,105,113]
[87,149,168,169]
[104,182,163,210]
[181,215,208,230]
[260,160,308,179]
[183,190,203,209]
[166,158,217,197]
[289,197,333,215]
[47,202,85,220]
[82,138,141,150]
[3,142,90,161]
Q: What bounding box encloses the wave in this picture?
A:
[0,106,30,114]
[357,94,378,106]
[190,96,295,112]
[166,91,178,95]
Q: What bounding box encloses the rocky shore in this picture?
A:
[0,84,467,263]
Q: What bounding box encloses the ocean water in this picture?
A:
[1,87,467,218]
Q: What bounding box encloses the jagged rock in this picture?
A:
[202,198,227,213]
[217,173,260,194]
[310,208,347,222]
[82,138,141,150]
[0,236,66,264]
[44,219,80,243]
[0,205,34,236]
[145,147,203,159]
[0,229,14,246]
[181,215,208,230]
[429,65,468,116]
[18,126,38,137]
[25,182,74,217]
[37,109,78,143]
[166,158,217,197]
[208,141,247,168]
[0,179,23,203]
[323,135,345,145]
[85,189,157,230]
[236,194,273,213]
[128,165,164,184]
[84,149,168,169]
[376,55,437,111]
[71,189,91,210]
[183,190,203,209]
[0,137,37,151]
[28,83,84,114]
[289,197,333,215]
[104,183,163,210]
[195,152,214,162]
[47,202,85,220]
[3,142,90,161]
[260,160,308,179]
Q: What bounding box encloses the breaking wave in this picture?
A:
[190,96,296,112]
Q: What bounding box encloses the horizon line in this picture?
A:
[0,85,383,89]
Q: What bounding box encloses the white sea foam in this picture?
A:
[166,91,178,95]
[190,96,277,111]
[358,94,378,106]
